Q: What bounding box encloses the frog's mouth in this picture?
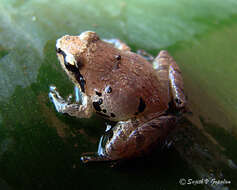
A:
[56,48,86,93]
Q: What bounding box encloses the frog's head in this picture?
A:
[55,31,99,92]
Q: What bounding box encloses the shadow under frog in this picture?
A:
[49,31,187,163]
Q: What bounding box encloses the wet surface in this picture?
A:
[0,0,237,189]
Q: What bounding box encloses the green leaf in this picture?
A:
[0,0,237,189]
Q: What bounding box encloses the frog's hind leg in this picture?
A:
[107,116,178,160]
[153,50,186,110]
[81,120,136,163]
[102,39,131,51]
[81,116,178,163]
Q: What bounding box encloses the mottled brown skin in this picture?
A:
[49,31,187,162]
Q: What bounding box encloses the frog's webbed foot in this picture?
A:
[153,50,187,110]
[80,153,111,163]
[102,39,131,51]
[49,85,93,118]
[81,152,122,168]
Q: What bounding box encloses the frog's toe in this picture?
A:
[81,153,111,163]
[48,91,57,102]
[49,85,57,92]
[49,85,63,100]
[80,155,93,163]
[67,94,73,103]
[49,91,60,102]
[48,91,67,113]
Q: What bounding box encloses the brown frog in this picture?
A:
[49,31,187,163]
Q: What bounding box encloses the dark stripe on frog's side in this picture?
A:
[92,98,103,112]
[134,97,146,115]
[98,98,103,104]
[93,102,101,112]
[56,48,86,92]
[115,55,121,60]
[93,98,111,118]
[95,91,102,96]
[110,113,116,118]
[96,112,110,118]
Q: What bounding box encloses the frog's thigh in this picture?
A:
[153,50,186,108]
[102,39,131,51]
[105,116,177,160]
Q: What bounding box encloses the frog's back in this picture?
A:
[81,40,171,121]
[107,51,170,121]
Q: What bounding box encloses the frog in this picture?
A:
[49,31,187,163]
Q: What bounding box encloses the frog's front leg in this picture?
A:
[49,85,93,118]
[81,115,178,163]
[153,50,187,109]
